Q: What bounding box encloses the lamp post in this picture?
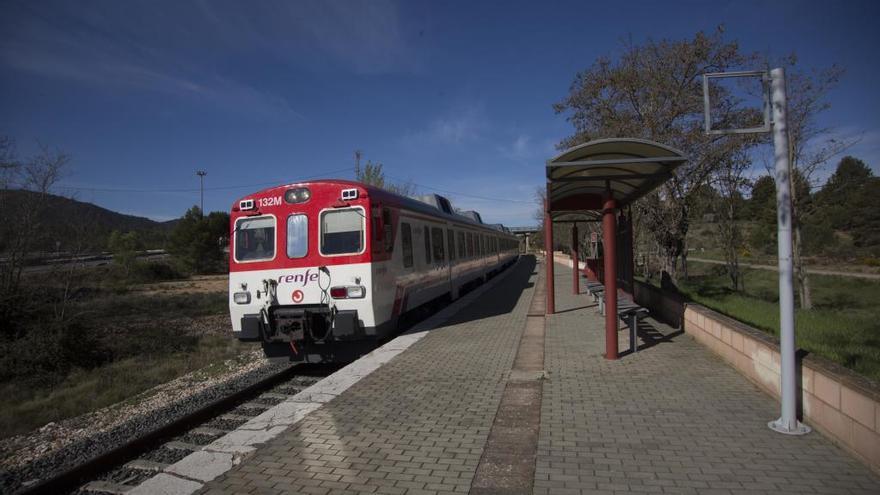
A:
[196,170,207,216]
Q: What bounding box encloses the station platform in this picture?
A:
[196,256,880,494]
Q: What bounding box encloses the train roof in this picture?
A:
[238,179,516,236]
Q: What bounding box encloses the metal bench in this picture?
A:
[585,281,605,302]
[596,290,649,353]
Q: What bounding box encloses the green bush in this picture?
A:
[130,260,187,283]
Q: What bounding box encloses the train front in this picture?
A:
[228,181,376,362]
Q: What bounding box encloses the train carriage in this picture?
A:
[229,179,518,363]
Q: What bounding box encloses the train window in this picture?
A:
[457,232,465,259]
[286,214,308,259]
[320,207,365,255]
[466,232,473,257]
[424,226,431,264]
[382,208,393,253]
[401,223,413,268]
[234,215,275,262]
[447,229,455,261]
[431,227,445,263]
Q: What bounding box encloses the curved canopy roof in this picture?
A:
[546,138,687,213]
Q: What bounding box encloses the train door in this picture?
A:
[429,225,450,298]
[446,226,456,298]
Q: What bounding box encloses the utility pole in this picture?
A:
[196,170,207,217]
[354,150,362,181]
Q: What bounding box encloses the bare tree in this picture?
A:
[554,29,760,281]
[354,155,417,197]
[531,187,546,253]
[710,150,751,290]
[0,136,17,186]
[760,60,852,309]
[0,142,70,299]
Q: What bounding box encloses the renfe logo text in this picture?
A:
[278,269,320,287]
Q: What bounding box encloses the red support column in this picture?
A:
[603,195,618,360]
[571,223,579,294]
[626,209,635,295]
[544,197,555,315]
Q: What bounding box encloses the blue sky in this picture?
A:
[2,0,878,225]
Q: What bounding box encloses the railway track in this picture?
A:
[19,364,338,495]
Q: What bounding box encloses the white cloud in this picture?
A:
[497,134,560,165]
[402,104,488,146]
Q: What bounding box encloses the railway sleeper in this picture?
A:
[164,440,203,452]
[237,401,271,412]
[124,459,169,472]
[259,392,290,400]
[190,426,227,437]
[219,413,252,422]
[81,480,133,494]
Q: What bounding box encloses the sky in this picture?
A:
[1,0,879,226]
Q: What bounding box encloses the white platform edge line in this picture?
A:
[129,257,526,495]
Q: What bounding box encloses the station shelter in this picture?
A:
[543,138,686,360]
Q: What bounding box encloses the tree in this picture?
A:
[771,59,850,309]
[553,29,759,281]
[0,139,73,338]
[814,156,872,230]
[747,175,778,254]
[0,141,70,296]
[812,156,879,256]
[354,152,417,197]
[709,150,751,290]
[108,230,143,279]
[167,207,229,274]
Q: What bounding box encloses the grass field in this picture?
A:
[674,261,880,382]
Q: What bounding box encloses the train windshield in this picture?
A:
[287,214,308,258]
[320,207,364,255]
[234,216,275,262]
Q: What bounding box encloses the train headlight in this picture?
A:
[284,187,311,204]
[330,286,366,299]
[233,292,251,304]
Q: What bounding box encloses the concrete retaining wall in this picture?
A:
[684,304,880,473]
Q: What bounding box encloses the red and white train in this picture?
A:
[228,179,519,362]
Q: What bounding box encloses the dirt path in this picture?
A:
[689,257,880,280]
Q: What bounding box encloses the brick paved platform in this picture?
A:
[198,258,880,494]
[199,257,539,495]
[537,262,880,495]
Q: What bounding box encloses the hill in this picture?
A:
[0,189,175,253]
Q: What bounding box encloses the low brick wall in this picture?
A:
[685,304,880,473]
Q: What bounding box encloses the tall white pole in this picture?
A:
[768,67,810,435]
